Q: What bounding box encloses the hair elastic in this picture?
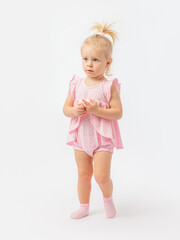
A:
[98,32,105,36]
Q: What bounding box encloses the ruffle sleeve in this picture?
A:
[105,78,121,104]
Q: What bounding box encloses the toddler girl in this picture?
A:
[63,22,124,219]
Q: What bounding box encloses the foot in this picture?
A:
[103,195,117,218]
[71,203,89,219]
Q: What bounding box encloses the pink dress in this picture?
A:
[66,74,124,157]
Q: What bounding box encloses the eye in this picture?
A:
[93,58,98,62]
[83,58,88,61]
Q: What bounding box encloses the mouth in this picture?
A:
[87,70,93,72]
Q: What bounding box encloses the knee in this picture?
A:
[78,169,93,182]
[94,174,110,185]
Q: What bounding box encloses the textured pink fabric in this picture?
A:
[103,195,117,218]
[66,74,124,156]
[73,115,114,157]
[71,203,89,219]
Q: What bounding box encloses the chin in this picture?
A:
[87,73,95,76]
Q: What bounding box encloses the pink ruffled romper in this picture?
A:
[66,74,124,157]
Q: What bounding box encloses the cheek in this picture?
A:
[95,63,101,69]
[97,64,104,71]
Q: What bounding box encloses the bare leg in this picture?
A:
[70,150,93,219]
[93,151,117,218]
[74,150,93,203]
[98,178,113,198]
[93,151,113,198]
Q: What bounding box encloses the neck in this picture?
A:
[87,74,105,81]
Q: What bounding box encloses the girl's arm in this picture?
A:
[94,84,123,120]
[63,91,75,118]
[95,107,122,120]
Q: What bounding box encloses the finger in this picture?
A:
[77,104,84,108]
[90,98,95,103]
[82,109,86,112]
[82,99,89,105]
[78,105,85,109]
[79,111,86,115]
[80,108,86,112]
[79,107,86,111]
[78,103,86,107]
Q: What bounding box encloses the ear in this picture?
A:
[106,58,113,67]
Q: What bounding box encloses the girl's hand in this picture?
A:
[81,98,98,114]
[73,103,86,116]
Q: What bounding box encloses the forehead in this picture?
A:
[81,44,103,58]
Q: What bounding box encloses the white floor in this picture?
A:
[1,155,180,240]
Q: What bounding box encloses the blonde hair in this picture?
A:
[80,22,119,77]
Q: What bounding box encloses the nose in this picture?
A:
[87,60,93,67]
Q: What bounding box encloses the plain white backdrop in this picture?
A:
[0,0,180,239]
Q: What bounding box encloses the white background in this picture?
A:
[0,0,180,239]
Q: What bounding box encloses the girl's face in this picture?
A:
[81,44,112,79]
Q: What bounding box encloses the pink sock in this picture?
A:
[71,203,89,219]
[103,195,117,218]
